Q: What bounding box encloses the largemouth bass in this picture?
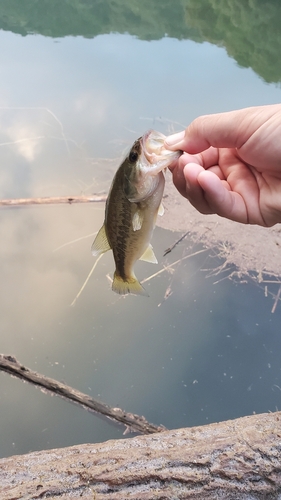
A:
[92,130,181,296]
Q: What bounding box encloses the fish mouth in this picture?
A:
[142,130,182,166]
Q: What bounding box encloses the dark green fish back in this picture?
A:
[105,161,136,280]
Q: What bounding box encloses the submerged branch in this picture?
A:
[0,195,107,206]
[163,230,189,256]
[0,354,165,435]
[71,254,103,306]
[271,284,281,314]
[141,248,208,284]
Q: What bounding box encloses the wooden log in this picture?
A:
[0,195,107,206]
[0,411,280,499]
[0,355,165,435]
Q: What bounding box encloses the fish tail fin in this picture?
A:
[112,273,149,297]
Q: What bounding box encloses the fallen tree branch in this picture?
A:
[0,411,280,499]
[163,230,189,256]
[0,354,165,435]
[0,195,107,206]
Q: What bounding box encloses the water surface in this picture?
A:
[0,0,281,458]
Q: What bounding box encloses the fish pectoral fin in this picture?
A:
[158,202,165,216]
[132,209,144,231]
[91,224,111,256]
[139,244,158,264]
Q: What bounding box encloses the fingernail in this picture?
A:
[165,130,185,146]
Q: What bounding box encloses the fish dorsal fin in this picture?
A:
[158,202,165,216]
[132,209,144,231]
[139,244,158,264]
[91,224,111,256]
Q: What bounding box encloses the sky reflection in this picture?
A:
[0,26,281,459]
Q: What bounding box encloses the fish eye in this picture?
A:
[129,150,138,163]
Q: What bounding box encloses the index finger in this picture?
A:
[176,147,219,171]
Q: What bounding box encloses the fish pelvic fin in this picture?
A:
[91,224,111,256]
[112,273,149,297]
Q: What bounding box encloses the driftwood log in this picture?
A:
[0,355,164,435]
[0,195,107,206]
[0,411,281,499]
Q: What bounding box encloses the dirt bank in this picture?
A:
[159,175,281,281]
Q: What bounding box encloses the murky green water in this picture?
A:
[1,0,281,458]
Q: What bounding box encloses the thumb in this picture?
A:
[164,107,258,154]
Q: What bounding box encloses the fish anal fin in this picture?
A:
[132,209,144,231]
[139,244,158,264]
[91,224,111,256]
[112,273,149,297]
[158,202,164,216]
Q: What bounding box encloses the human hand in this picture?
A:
[165,105,281,226]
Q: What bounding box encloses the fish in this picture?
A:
[91,130,182,296]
